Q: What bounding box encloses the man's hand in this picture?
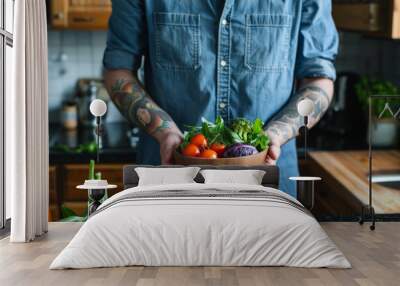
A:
[264,132,281,165]
[158,131,183,164]
[265,143,281,165]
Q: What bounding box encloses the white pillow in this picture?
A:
[135,167,200,186]
[200,169,266,185]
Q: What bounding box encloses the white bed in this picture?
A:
[50,179,350,269]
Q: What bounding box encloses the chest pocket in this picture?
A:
[245,14,292,72]
[154,12,201,71]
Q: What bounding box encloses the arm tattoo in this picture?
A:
[265,84,331,144]
[110,78,173,135]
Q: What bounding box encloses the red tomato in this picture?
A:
[182,144,200,157]
[210,143,226,155]
[190,134,208,148]
[199,149,218,159]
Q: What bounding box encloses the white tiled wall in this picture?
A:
[48,30,400,123]
[48,30,124,122]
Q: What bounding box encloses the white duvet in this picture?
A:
[50,183,351,269]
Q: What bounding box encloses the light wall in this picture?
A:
[47,30,400,123]
[48,30,124,123]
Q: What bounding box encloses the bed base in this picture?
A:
[123,165,280,189]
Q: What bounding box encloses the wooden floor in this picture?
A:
[1,222,399,286]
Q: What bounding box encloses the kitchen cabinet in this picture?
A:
[61,164,124,201]
[49,122,137,219]
[50,0,111,30]
[49,163,125,219]
[49,166,60,221]
[333,0,400,39]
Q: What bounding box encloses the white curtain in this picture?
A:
[7,0,49,242]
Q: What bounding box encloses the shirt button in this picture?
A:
[219,103,226,109]
[220,60,227,67]
[222,19,228,26]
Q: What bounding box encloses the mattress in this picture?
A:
[50,183,351,269]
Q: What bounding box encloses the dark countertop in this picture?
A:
[49,122,138,164]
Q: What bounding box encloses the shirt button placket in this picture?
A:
[217,4,232,123]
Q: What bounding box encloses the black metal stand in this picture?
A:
[359,96,376,230]
[296,180,315,210]
[96,117,101,163]
[88,188,108,216]
[290,177,321,211]
[303,116,308,161]
[359,205,375,231]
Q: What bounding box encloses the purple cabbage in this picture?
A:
[223,143,258,158]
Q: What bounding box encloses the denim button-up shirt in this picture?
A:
[103,0,339,196]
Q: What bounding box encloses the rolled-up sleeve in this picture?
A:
[103,0,146,71]
[295,0,339,81]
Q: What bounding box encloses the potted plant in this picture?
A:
[355,77,400,148]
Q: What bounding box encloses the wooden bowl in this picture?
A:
[173,148,268,166]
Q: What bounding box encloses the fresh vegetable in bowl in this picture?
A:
[190,134,208,148]
[223,143,258,158]
[182,143,200,157]
[210,143,226,155]
[230,118,269,151]
[199,149,218,159]
[179,116,269,159]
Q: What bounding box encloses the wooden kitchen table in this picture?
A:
[305,151,400,216]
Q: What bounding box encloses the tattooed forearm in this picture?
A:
[265,79,333,145]
[107,74,174,136]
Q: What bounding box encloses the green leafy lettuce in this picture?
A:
[181,116,269,152]
[230,118,269,151]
